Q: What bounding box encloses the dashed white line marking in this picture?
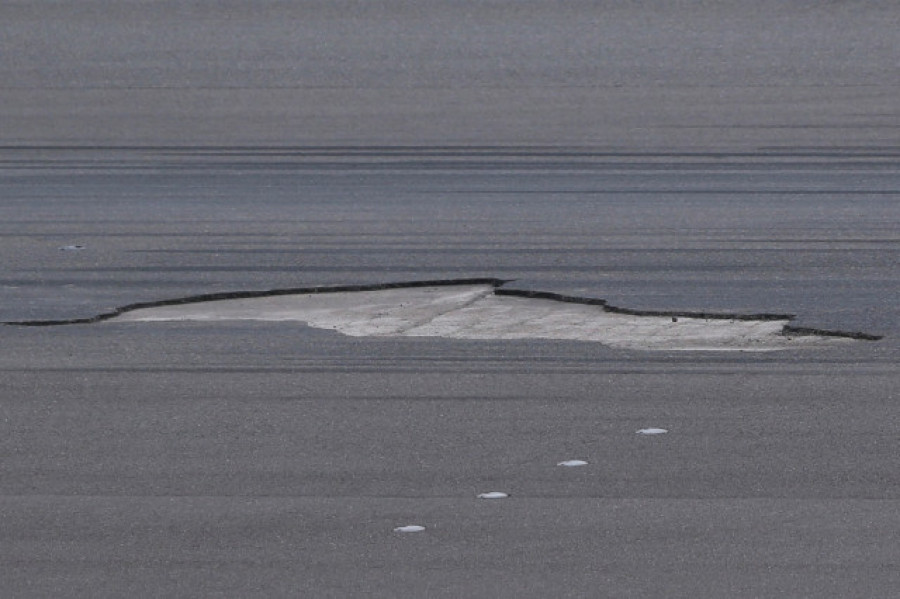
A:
[477,492,509,499]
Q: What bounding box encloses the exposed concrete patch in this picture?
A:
[3,279,882,350]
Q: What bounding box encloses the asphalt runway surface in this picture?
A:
[2,2,900,597]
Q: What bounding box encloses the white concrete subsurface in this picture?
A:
[111,285,849,351]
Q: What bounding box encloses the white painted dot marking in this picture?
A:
[477,492,509,499]
[636,428,668,435]
[557,460,588,467]
[394,525,425,533]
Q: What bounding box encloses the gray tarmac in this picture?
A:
[2,1,900,597]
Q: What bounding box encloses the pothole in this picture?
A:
[6,279,882,351]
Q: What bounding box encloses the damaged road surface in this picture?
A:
[1,147,897,598]
[2,165,897,599]
[108,281,875,351]
[7,279,880,351]
[2,2,899,587]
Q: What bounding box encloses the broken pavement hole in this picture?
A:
[2,278,883,350]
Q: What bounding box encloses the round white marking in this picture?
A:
[636,428,668,435]
[557,460,588,467]
[477,492,509,499]
[394,525,425,533]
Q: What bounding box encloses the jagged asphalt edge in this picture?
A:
[492,288,882,341]
[1,277,883,341]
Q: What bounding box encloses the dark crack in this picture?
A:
[2,279,510,327]
[1,278,883,341]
